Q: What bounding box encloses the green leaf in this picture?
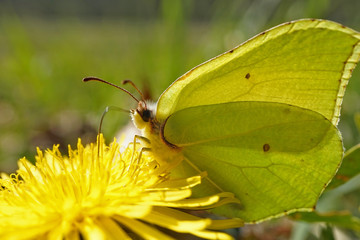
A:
[319,225,335,240]
[327,144,360,189]
[291,211,360,231]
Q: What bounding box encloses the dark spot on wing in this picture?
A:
[229,49,234,53]
[260,31,266,36]
[245,73,250,79]
[263,143,270,152]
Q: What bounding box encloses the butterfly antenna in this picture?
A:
[83,77,140,103]
[122,80,147,104]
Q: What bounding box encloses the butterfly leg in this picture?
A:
[131,146,157,181]
[98,106,130,134]
[129,135,151,165]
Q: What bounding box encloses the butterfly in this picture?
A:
[85,19,360,223]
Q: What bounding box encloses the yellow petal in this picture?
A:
[207,219,244,230]
[95,216,131,240]
[191,229,234,240]
[114,215,174,240]
[143,207,211,232]
[78,217,106,240]
[151,175,202,190]
[110,205,152,218]
[142,188,192,202]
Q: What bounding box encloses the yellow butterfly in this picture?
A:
[85,19,360,223]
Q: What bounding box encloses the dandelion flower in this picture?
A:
[0,134,243,239]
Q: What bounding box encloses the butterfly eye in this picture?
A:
[141,109,152,122]
[135,101,152,122]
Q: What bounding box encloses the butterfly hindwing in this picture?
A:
[163,101,343,222]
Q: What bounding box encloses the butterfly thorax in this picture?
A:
[131,100,183,169]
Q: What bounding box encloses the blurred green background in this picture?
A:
[1,0,360,171]
[1,0,360,239]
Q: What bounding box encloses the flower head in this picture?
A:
[0,135,243,239]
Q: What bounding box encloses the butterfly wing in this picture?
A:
[163,101,343,222]
[156,19,360,125]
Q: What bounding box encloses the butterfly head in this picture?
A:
[82,77,157,131]
[131,100,156,130]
